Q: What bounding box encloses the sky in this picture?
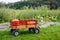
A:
[0,0,21,3]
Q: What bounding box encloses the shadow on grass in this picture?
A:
[20,30,34,35]
[0,30,35,36]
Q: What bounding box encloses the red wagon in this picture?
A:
[10,19,39,36]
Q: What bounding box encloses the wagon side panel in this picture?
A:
[26,20,38,28]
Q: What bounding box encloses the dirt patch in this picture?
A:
[0,23,10,30]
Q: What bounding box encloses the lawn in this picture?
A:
[0,25,60,40]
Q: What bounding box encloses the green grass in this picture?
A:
[0,25,60,40]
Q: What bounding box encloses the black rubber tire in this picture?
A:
[13,31,20,36]
[29,28,31,32]
[12,29,20,36]
[29,28,34,32]
[33,28,39,34]
[10,29,15,33]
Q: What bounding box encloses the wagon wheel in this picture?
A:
[12,29,20,36]
[33,28,39,34]
[29,28,34,32]
[13,31,20,36]
[10,29,15,33]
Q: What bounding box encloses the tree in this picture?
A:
[0,2,6,8]
[5,0,60,9]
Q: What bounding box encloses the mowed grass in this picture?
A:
[0,25,60,40]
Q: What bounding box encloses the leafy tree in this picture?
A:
[5,0,60,9]
[0,2,6,8]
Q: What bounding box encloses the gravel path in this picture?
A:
[0,22,60,30]
[39,22,60,28]
[0,23,10,30]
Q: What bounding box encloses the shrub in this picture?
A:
[0,7,60,23]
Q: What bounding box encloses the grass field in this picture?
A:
[0,25,60,40]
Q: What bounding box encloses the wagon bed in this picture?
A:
[10,19,39,36]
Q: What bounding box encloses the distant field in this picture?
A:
[0,25,60,40]
[0,7,60,22]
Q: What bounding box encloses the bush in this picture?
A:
[0,7,60,23]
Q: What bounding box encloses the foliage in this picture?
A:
[5,0,59,9]
[0,0,60,9]
[0,7,60,22]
